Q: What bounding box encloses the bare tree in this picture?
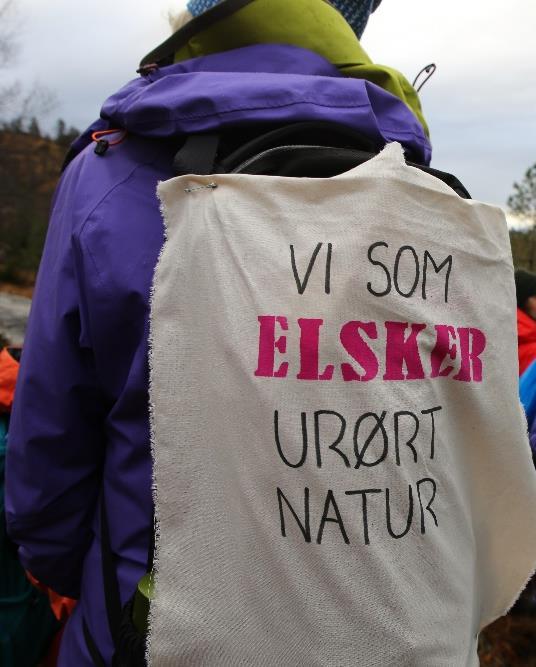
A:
[0,0,17,68]
[0,0,57,127]
[508,164,536,270]
[508,164,536,225]
[0,0,21,117]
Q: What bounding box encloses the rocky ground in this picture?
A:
[0,291,32,345]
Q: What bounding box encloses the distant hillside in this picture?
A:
[510,229,536,271]
[0,129,533,287]
[0,130,66,284]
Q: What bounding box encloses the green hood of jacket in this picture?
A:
[143,0,429,137]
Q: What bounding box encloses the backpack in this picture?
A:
[100,123,471,667]
[106,125,536,666]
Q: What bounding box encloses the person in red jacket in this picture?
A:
[515,269,536,374]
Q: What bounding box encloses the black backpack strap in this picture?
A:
[231,144,471,199]
[218,121,378,173]
[171,124,467,196]
[86,494,154,666]
[83,494,122,665]
[415,163,471,199]
[172,134,220,175]
[84,619,106,667]
[101,496,122,648]
[230,145,372,178]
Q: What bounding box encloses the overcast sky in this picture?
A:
[6,0,536,209]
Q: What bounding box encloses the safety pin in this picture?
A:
[184,182,218,193]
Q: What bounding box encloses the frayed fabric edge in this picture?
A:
[480,554,536,633]
[144,181,171,666]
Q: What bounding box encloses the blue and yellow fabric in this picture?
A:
[0,416,59,666]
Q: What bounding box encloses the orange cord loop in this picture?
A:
[91,129,128,146]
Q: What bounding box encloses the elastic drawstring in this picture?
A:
[91,129,128,156]
[136,63,159,76]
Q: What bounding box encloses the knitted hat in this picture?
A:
[329,0,382,38]
[186,0,382,38]
[515,269,536,310]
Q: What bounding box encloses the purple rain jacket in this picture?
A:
[5,44,432,666]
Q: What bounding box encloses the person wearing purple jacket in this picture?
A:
[5,1,432,664]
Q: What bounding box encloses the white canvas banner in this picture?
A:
[149,143,536,666]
